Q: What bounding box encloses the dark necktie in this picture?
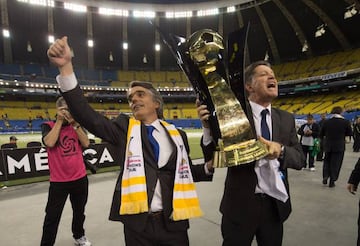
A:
[261,109,271,140]
[145,125,159,162]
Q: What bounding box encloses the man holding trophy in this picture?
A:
[198,60,305,245]
[160,26,305,246]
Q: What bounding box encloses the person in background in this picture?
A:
[316,113,327,161]
[353,116,360,152]
[0,135,18,149]
[40,97,91,246]
[198,60,305,246]
[47,36,213,246]
[297,114,320,171]
[347,157,360,246]
[320,106,352,188]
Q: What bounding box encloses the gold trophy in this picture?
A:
[158,25,268,167]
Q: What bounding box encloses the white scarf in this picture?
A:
[120,118,203,220]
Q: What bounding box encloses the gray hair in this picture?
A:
[129,81,164,119]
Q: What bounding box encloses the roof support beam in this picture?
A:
[302,0,351,50]
[255,5,280,63]
[273,0,313,58]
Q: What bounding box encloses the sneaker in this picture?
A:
[310,167,316,171]
[74,236,91,246]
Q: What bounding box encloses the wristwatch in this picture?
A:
[279,145,285,159]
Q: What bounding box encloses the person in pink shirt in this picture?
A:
[40,97,91,246]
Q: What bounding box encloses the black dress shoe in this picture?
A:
[322,179,328,185]
[329,182,335,188]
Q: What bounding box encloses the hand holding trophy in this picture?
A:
[158,25,268,167]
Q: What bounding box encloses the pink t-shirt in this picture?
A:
[45,121,87,182]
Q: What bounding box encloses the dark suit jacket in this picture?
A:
[348,158,360,186]
[0,143,17,149]
[202,107,305,223]
[319,116,352,152]
[62,86,212,233]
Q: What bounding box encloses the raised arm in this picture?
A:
[47,36,126,144]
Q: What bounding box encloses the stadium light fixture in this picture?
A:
[64,2,87,13]
[227,6,236,13]
[264,51,269,61]
[197,8,219,17]
[344,4,358,19]
[88,39,94,47]
[48,35,54,44]
[165,11,192,18]
[314,24,326,38]
[302,40,308,52]
[99,7,129,16]
[123,42,128,50]
[17,0,55,7]
[27,41,32,52]
[143,54,148,64]
[133,10,156,18]
[2,29,10,38]
[109,51,114,62]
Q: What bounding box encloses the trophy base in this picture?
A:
[213,139,268,168]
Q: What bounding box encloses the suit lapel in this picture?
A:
[271,108,280,142]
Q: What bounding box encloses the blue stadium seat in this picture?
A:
[0,64,21,75]
[44,66,60,78]
[23,64,43,76]
[102,70,117,82]
[82,68,100,81]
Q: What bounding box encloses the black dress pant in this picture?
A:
[124,212,189,246]
[40,176,88,246]
[322,151,345,183]
[301,145,315,168]
[221,194,283,246]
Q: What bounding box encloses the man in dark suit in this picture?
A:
[316,113,327,161]
[347,157,360,246]
[320,106,352,187]
[198,60,305,246]
[47,36,214,246]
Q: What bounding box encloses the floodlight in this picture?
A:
[48,35,54,43]
[123,42,128,50]
[88,39,94,47]
[2,29,10,38]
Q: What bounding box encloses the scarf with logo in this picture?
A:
[120,118,203,221]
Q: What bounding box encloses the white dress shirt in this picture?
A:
[249,100,288,202]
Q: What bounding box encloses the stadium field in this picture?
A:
[0,129,204,159]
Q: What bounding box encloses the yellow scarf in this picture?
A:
[120,118,203,221]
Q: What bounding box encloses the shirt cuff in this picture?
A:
[202,127,213,145]
[56,73,78,92]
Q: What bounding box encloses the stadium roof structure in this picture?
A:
[1,0,359,71]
